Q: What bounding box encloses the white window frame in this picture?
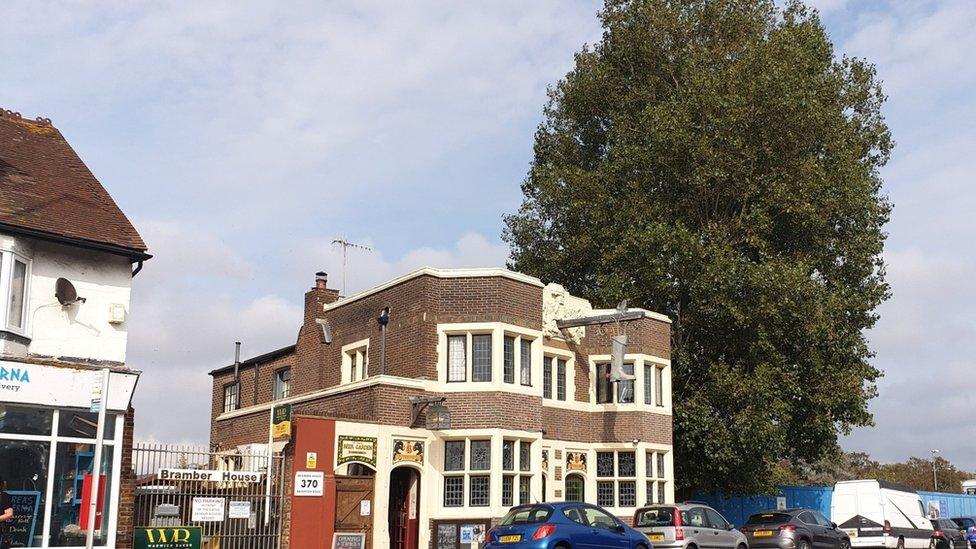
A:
[594,449,638,509]
[588,355,670,411]
[273,368,291,400]
[223,382,240,413]
[0,250,32,337]
[341,339,370,383]
[441,438,492,508]
[501,438,534,507]
[542,350,574,402]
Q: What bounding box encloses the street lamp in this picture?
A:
[931,449,940,492]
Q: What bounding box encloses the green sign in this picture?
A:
[134,527,202,549]
[272,403,292,440]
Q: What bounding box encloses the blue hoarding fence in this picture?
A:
[696,486,976,526]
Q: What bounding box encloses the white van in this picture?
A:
[831,480,934,549]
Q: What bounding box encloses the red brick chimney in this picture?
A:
[305,271,340,323]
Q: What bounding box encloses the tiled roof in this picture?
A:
[0,109,148,256]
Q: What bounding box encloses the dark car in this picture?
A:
[739,509,850,549]
[930,518,968,549]
[949,517,976,549]
[484,502,652,548]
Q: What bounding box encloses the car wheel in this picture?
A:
[799,538,812,549]
[897,537,905,549]
[840,538,851,549]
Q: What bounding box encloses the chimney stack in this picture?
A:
[315,271,328,290]
[305,270,340,324]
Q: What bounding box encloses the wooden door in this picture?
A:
[335,476,375,548]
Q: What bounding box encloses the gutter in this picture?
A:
[0,222,152,263]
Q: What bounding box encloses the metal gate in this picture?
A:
[133,443,285,549]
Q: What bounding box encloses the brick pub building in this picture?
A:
[209,268,674,549]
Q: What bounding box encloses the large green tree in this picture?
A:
[504,0,892,494]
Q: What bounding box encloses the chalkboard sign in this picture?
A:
[7,490,41,548]
[332,532,366,549]
[437,524,457,549]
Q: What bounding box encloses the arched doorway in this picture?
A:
[389,467,421,549]
[565,473,585,502]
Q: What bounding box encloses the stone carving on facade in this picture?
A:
[542,283,591,343]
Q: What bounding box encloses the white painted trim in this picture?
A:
[323,267,545,312]
[592,307,672,324]
[340,338,370,383]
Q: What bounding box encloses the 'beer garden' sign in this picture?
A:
[337,435,377,467]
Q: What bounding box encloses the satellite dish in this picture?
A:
[55,278,86,306]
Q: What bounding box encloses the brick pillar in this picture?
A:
[116,407,136,549]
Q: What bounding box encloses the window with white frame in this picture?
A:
[344,342,369,383]
[502,439,534,506]
[0,250,30,335]
[446,333,493,383]
[223,383,239,413]
[643,363,667,407]
[543,356,569,401]
[596,450,637,508]
[519,338,532,386]
[655,365,665,406]
[646,450,668,504]
[443,439,492,507]
[273,368,290,400]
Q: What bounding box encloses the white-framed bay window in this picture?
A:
[0,249,31,336]
[0,404,124,548]
[590,355,671,410]
[442,439,492,507]
[437,323,541,393]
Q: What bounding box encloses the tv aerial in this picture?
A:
[55,278,86,306]
[331,238,372,297]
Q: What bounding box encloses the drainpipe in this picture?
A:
[378,307,390,375]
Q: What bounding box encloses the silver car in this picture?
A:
[633,502,749,549]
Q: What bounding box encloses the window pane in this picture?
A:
[565,475,585,502]
[58,410,116,440]
[0,405,52,435]
[444,441,465,472]
[596,452,615,477]
[655,366,664,406]
[8,259,26,329]
[619,481,636,507]
[470,440,491,471]
[596,364,613,404]
[520,339,531,385]
[556,360,567,401]
[223,384,239,413]
[646,480,656,505]
[618,452,636,477]
[597,481,615,507]
[503,336,515,384]
[644,364,653,405]
[656,481,666,504]
[443,476,463,507]
[0,439,49,548]
[50,442,114,546]
[542,357,552,399]
[646,452,655,478]
[274,369,290,399]
[470,476,490,506]
[519,476,531,505]
[519,441,530,472]
[502,475,514,506]
[657,453,666,479]
[471,334,492,382]
[618,363,635,403]
[447,335,466,382]
[502,440,514,471]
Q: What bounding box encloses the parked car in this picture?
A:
[930,518,968,549]
[831,480,934,549]
[949,517,976,549]
[632,502,748,549]
[484,502,651,548]
[739,509,851,549]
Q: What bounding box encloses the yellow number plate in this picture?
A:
[500,534,522,543]
[754,531,774,537]
[648,533,665,541]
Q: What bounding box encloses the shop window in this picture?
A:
[565,474,585,502]
[222,383,239,413]
[50,443,114,546]
[273,368,291,400]
[0,439,49,547]
[0,251,30,334]
[503,336,515,384]
[58,410,116,440]
[471,335,492,382]
[0,405,52,436]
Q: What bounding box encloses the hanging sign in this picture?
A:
[134,527,202,549]
[337,435,377,466]
[392,439,424,465]
[566,451,587,472]
[272,403,292,440]
[295,471,324,496]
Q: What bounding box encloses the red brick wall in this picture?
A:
[116,407,136,549]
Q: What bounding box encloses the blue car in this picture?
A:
[950,517,976,548]
[484,502,652,548]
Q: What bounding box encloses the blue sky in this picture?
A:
[1,1,973,471]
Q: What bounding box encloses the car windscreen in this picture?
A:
[499,505,553,526]
[745,513,793,525]
[954,518,976,529]
[635,507,677,527]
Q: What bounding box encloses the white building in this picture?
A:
[0,109,150,548]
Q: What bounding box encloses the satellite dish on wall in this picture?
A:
[55,278,86,306]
